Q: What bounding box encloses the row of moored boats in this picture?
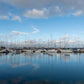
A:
[0,48,84,54]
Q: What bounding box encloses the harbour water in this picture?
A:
[0,53,84,84]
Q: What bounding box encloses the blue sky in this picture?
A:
[0,0,84,41]
[0,16,84,40]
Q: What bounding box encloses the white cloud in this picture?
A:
[74,37,80,40]
[1,0,84,18]
[68,40,75,43]
[0,13,21,22]
[2,0,53,9]
[5,27,40,38]
[8,13,22,22]
[0,15,9,20]
[24,6,61,18]
[24,8,47,18]
[2,0,84,10]
[73,10,83,16]
[11,27,39,35]
[11,31,30,35]
[11,16,22,22]
[32,26,40,33]
[60,35,69,40]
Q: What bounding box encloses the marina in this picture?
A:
[1,0,84,83]
[0,47,84,54]
[0,38,84,54]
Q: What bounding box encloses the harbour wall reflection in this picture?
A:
[0,53,82,68]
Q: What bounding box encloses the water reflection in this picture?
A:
[0,53,84,84]
[0,53,82,68]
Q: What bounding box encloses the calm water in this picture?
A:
[0,53,84,84]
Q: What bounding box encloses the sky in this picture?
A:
[0,0,84,43]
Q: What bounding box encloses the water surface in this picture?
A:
[0,53,84,84]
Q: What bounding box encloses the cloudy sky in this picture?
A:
[0,0,84,41]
